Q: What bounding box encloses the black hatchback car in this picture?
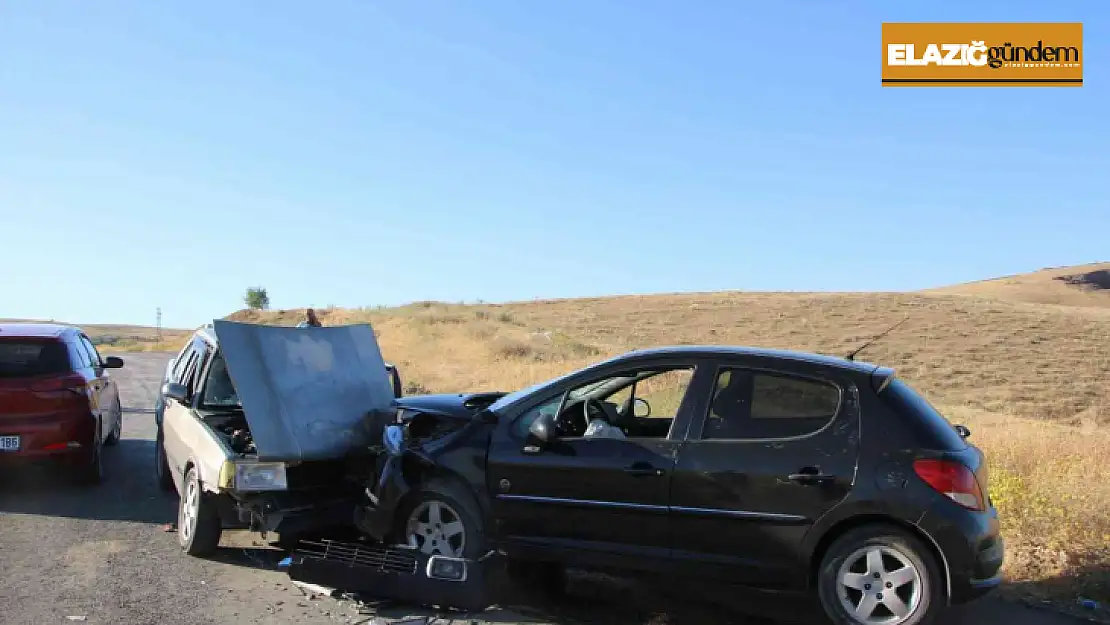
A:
[358,345,1003,625]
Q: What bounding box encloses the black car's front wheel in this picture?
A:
[816,524,944,625]
[394,478,485,559]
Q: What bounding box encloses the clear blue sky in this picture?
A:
[2,1,1106,328]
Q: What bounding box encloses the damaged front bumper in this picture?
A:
[225,490,359,537]
[287,538,499,613]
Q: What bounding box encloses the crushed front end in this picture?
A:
[351,393,503,543]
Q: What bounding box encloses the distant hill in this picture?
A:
[0,318,192,352]
[924,261,1110,308]
[225,262,1110,426]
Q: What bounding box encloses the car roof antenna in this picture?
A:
[845,315,910,361]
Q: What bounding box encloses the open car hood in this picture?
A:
[212,319,395,463]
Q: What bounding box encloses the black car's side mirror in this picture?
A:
[103,356,125,369]
[162,382,189,404]
[524,412,557,454]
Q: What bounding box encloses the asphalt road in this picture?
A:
[0,352,1084,625]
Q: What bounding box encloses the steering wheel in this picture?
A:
[582,398,608,432]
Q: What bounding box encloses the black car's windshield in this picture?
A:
[200,352,241,410]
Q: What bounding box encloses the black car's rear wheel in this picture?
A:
[817,524,943,625]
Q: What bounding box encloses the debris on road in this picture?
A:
[1078,596,1101,610]
[293,580,337,599]
[161,523,176,533]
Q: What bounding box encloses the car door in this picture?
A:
[161,339,209,480]
[668,357,860,588]
[79,335,116,441]
[486,358,712,571]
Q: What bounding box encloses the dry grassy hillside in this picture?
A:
[229,264,1110,607]
[231,290,1110,427]
[925,261,1110,309]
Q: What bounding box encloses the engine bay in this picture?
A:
[201,410,256,456]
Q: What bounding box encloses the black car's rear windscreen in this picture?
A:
[0,339,72,378]
[880,378,968,451]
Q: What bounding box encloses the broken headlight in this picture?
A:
[219,460,288,491]
[426,555,468,582]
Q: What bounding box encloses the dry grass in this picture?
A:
[83,326,193,354]
[226,269,1110,605]
[926,261,1110,309]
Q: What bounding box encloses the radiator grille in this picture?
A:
[294,539,419,575]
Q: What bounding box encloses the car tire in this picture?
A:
[72,432,104,487]
[154,428,175,492]
[104,399,123,446]
[393,477,486,559]
[178,465,222,557]
[816,524,944,625]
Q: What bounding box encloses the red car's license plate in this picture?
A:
[0,435,21,452]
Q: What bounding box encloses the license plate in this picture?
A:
[0,435,21,452]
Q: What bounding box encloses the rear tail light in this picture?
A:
[913,458,986,511]
[42,441,83,451]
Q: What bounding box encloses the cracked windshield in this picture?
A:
[1,3,1104,625]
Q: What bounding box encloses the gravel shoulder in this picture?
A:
[0,352,1083,625]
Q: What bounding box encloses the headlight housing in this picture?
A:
[219,461,288,492]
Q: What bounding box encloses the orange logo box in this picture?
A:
[881,23,1083,87]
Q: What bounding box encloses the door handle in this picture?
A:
[624,463,665,477]
[787,467,835,485]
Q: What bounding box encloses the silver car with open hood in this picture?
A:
[154,320,400,557]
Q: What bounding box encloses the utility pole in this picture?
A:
[156,307,162,341]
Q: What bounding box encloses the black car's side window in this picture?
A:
[702,368,841,440]
[508,366,696,441]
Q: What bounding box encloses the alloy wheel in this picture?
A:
[405,500,466,557]
[180,478,198,545]
[836,545,923,624]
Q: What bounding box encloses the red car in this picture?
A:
[0,323,124,485]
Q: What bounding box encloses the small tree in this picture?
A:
[244,287,270,310]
